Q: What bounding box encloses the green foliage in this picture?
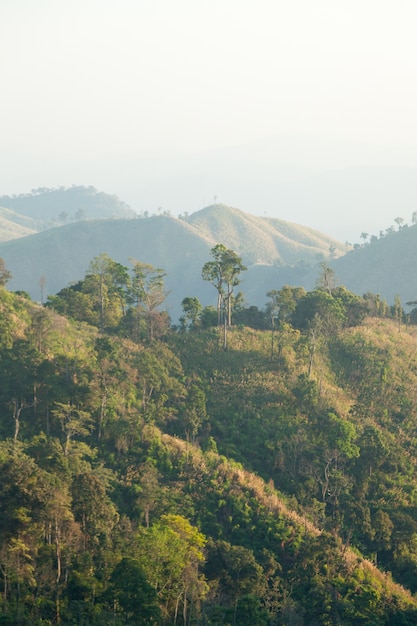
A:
[202,244,247,334]
[129,260,168,341]
[180,296,203,330]
[106,558,161,624]
[2,273,417,624]
[48,254,170,342]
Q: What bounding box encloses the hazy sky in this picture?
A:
[2,1,417,241]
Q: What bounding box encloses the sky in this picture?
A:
[1,0,417,242]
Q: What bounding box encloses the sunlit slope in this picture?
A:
[185,203,345,264]
[0,207,38,241]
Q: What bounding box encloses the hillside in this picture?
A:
[0,204,344,316]
[184,203,345,265]
[0,206,38,241]
[0,186,136,230]
[330,224,417,306]
[2,192,417,315]
[2,283,417,624]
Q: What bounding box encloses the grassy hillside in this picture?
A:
[0,206,38,241]
[185,203,345,265]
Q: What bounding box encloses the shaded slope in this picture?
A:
[330,225,417,305]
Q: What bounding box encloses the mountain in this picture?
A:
[4,188,417,317]
[326,224,417,308]
[0,185,136,232]
[185,204,344,265]
[0,204,345,317]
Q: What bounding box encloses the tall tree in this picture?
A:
[129,261,168,341]
[0,341,41,441]
[85,253,130,332]
[202,244,246,349]
[316,261,337,295]
[136,514,207,624]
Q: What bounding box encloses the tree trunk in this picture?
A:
[223,312,227,351]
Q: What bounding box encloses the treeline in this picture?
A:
[45,250,414,342]
[1,250,417,624]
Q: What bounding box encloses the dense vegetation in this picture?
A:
[2,251,417,624]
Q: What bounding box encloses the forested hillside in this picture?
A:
[2,250,417,624]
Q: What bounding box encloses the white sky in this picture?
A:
[1,0,417,240]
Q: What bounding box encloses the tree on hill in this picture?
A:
[47,253,130,332]
[202,244,246,349]
[316,261,337,295]
[85,253,130,332]
[129,261,168,341]
[180,296,203,331]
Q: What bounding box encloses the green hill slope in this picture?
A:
[1,284,417,624]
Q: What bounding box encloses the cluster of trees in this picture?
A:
[47,254,169,341]
[1,248,417,623]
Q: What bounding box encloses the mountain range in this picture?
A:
[0,186,415,318]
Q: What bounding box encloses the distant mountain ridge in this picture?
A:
[185,204,344,265]
[0,200,344,318]
[0,186,136,239]
[1,188,416,318]
[330,224,417,306]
